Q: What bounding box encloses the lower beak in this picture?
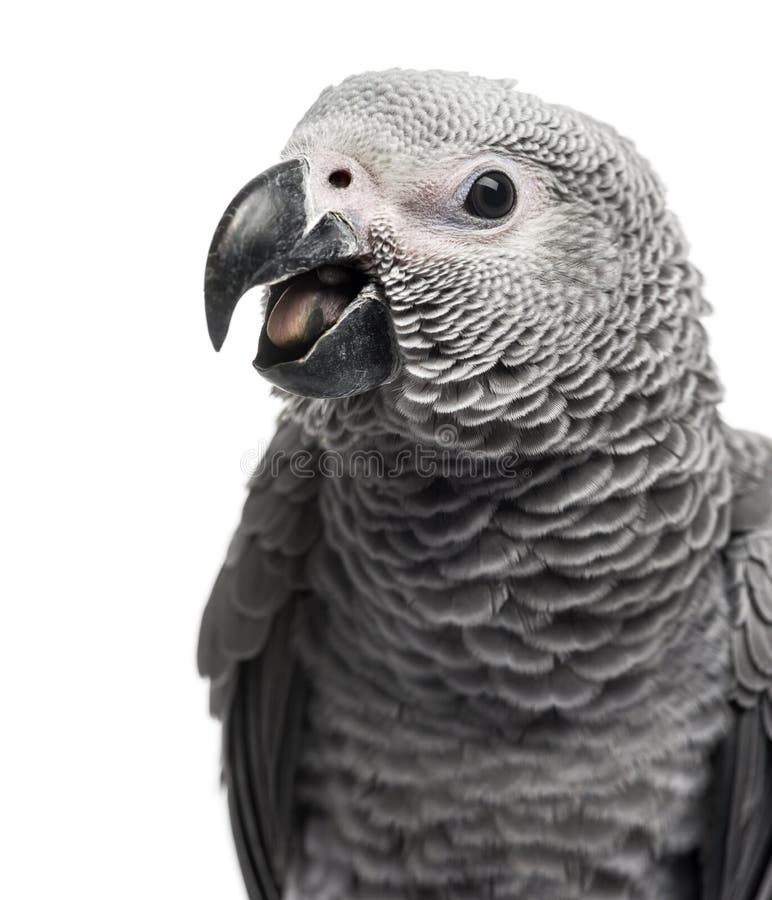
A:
[204,158,399,399]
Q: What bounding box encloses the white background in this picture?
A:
[2,2,770,897]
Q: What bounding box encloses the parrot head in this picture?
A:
[205,70,713,454]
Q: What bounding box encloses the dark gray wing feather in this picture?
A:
[703,431,772,900]
[198,421,320,900]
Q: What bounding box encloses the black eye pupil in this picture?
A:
[465,171,516,219]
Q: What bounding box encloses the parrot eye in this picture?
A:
[464,171,516,220]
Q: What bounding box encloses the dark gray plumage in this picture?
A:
[198,70,772,900]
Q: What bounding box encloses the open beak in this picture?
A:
[204,158,400,399]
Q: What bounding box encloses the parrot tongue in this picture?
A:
[254,268,399,399]
[265,266,364,357]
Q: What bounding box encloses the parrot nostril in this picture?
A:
[328,169,352,189]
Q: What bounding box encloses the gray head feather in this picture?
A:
[280,69,719,461]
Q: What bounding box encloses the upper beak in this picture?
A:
[204,158,399,399]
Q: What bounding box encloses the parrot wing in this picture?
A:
[703,431,772,900]
[198,420,321,900]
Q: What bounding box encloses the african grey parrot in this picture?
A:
[197,70,772,900]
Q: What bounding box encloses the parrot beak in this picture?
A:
[204,158,400,399]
